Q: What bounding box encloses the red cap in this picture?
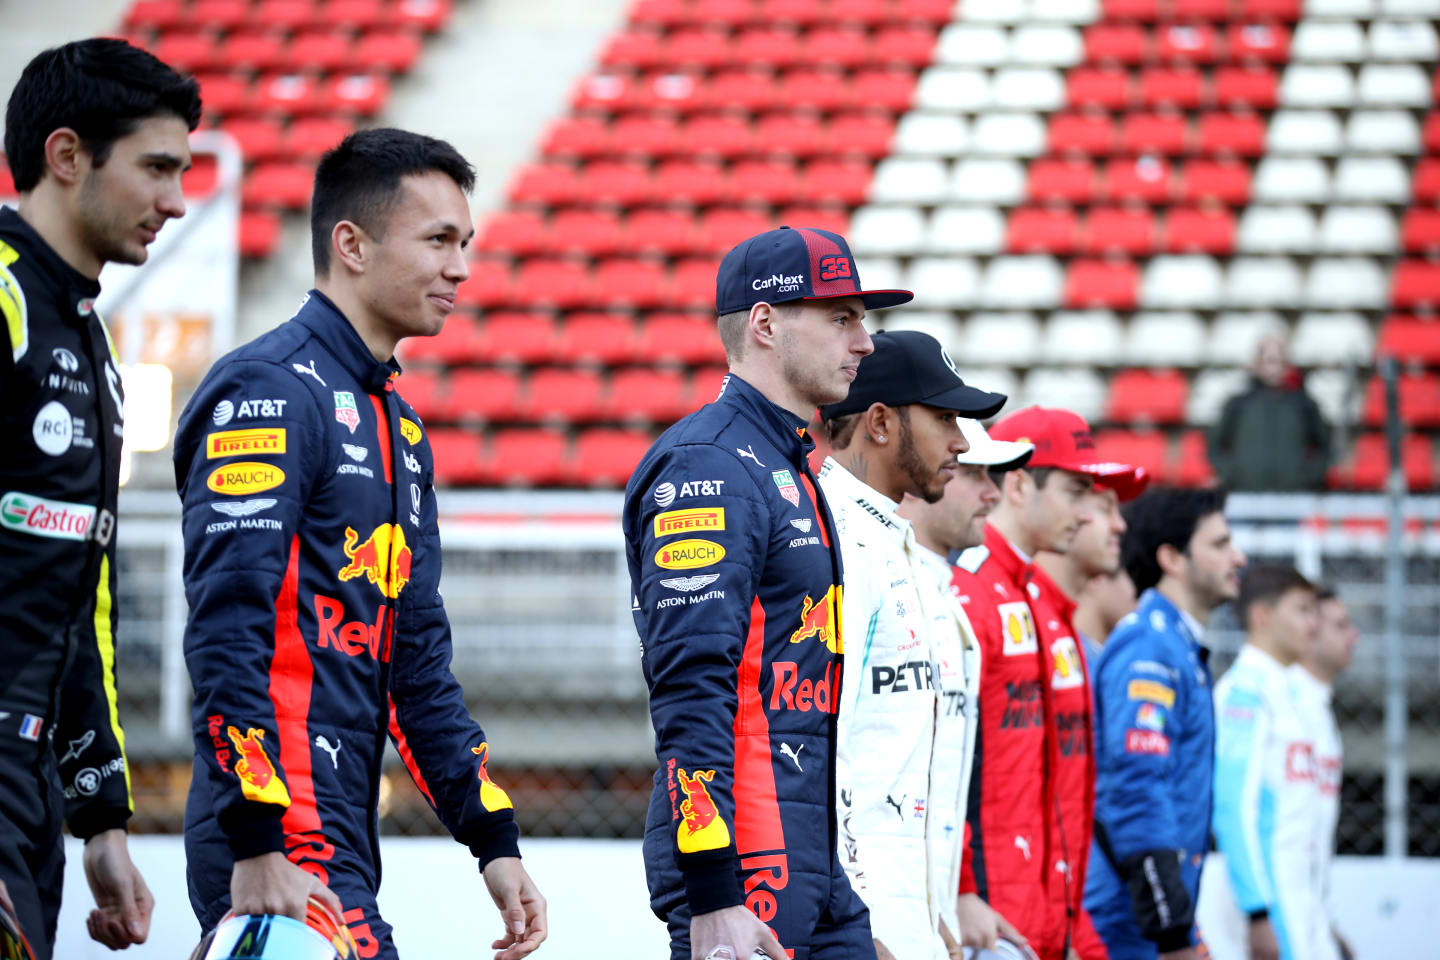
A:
[988,406,1150,502]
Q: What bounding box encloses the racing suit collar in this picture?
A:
[1290,662,1333,701]
[0,206,102,325]
[983,523,1031,586]
[292,288,402,394]
[715,372,815,466]
[1235,642,1289,679]
[1028,562,1077,625]
[1142,587,1206,647]
[817,458,903,523]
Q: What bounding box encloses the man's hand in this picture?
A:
[1248,916,1279,960]
[691,904,785,960]
[939,918,963,960]
[873,938,898,960]
[993,907,1029,952]
[83,829,154,949]
[230,851,341,923]
[956,893,998,949]
[482,856,547,960]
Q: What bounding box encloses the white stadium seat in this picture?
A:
[961,312,1042,366]
[1207,312,1286,366]
[869,158,949,204]
[1379,0,1440,14]
[1140,256,1224,309]
[1020,367,1105,421]
[885,310,963,348]
[992,68,1066,111]
[1317,206,1397,254]
[1305,368,1361,424]
[1333,155,1409,202]
[1011,26,1085,66]
[1367,20,1439,61]
[1267,111,1345,154]
[1225,257,1304,308]
[972,113,1048,156]
[936,26,1009,66]
[960,0,1025,22]
[1279,64,1355,107]
[1305,0,1376,14]
[981,256,1064,308]
[1030,0,1101,23]
[855,257,905,293]
[1126,312,1208,366]
[1188,368,1251,425]
[951,368,1020,408]
[894,113,970,157]
[1346,110,1421,154]
[951,158,1028,204]
[1252,157,1331,202]
[909,257,980,308]
[1237,205,1319,253]
[926,207,1006,255]
[1305,258,1387,308]
[1041,310,1124,365]
[1292,21,1367,61]
[915,68,991,111]
[1356,64,1432,107]
[849,207,927,256]
[1290,312,1376,365]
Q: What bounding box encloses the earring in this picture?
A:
[876,435,886,443]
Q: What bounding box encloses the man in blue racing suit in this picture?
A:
[1085,488,1245,960]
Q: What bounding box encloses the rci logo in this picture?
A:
[818,256,852,281]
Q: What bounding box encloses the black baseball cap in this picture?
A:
[715,225,914,315]
[820,330,1008,421]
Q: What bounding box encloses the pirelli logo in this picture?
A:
[206,428,286,459]
[1127,679,1176,709]
[654,507,725,537]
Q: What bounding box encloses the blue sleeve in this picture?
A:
[1212,679,1274,915]
[627,443,766,916]
[176,359,325,860]
[388,434,520,869]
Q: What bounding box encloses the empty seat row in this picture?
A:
[507,158,874,206]
[457,257,726,310]
[478,207,848,257]
[600,24,940,69]
[938,22,1293,66]
[141,27,423,74]
[543,112,896,159]
[570,67,918,113]
[1328,433,1436,492]
[192,71,391,117]
[428,427,655,488]
[629,0,962,28]
[1101,0,1438,21]
[398,312,729,366]
[125,0,453,32]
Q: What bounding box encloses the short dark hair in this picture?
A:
[1315,585,1337,603]
[1237,564,1316,629]
[1025,466,1059,490]
[311,128,475,274]
[4,39,201,192]
[1121,487,1228,593]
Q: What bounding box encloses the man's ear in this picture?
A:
[861,403,893,445]
[42,128,85,187]
[1156,542,1187,582]
[747,301,777,351]
[330,220,369,276]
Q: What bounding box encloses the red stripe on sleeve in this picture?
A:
[388,696,437,808]
[271,535,322,834]
[370,395,393,484]
[798,473,830,548]
[732,597,785,855]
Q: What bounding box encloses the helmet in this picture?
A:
[0,897,37,960]
[197,898,356,960]
[962,939,1040,960]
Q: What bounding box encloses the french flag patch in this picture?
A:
[19,714,42,741]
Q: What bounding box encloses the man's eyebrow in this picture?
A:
[142,152,188,170]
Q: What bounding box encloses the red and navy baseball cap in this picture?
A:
[715,226,913,315]
[988,406,1150,501]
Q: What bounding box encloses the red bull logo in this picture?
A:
[337,524,411,599]
[788,584,842,654]
[676,767,731,854]
[226,726,291,807]
[471,742,514,812]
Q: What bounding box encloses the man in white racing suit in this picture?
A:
[817,330,1007,960]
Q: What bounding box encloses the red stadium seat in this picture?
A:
[1049,113,1117,155]
[773,67,852,112]
[1226,23,1290,63]
[1425,115,1440,156]
[472,312,557,364]
[284,31,353,73]
[547,209,625,256]
[1085,24,1148,64]
[828,0,893,26]
[182,153,220,195]
[1140,68,1205,109]
[1402,210,1440,254]
[1084,208,1156,256]
[239,211,282,259]
[250,73,321,114]
[507,163,581,206]
[1008,208,1081,254]
[400,313,479,365]
[194,74,252,116]
[895,0,956,25]
[690,365,730,407]
[254,0,315,31]
[635,313,726,364]
[352,31,424,73]
[127,0,185,30]
[1120,113,1189,155]
[1102,155,1172,203]
[611,115,683,158]
[1391,261,1440,311]
[760,0,826,26]
[428,429,486,485]
[1174,431,1215,487]
[455,260,512,309]
[1156,24,1219,64]
[572,72,639,111]
[1197,112,1265,156]
[1240,0,1300,19]
[826,112,896,158]
[283,116,353,159]
[1377,316,1440,365]
[801,26,871,69]
[638,71,702,112]
[754,112,829,158]
[1172,0,1228,18]
[1413,159,1440,205]
[1066,260,1139,309]
[703,70,782,112]
[1362,373,1440,428]
[319,73,390,115]
[242,163,314,209]
[668,258,723,308]
[1103,0,1159,20]
[222,118,285,163]
[1338,434,1436,492]
[727,159,802,204]
[631,0,694,27]
[573,430,655,487]
[444,369,522,422]
[603,368,691,423]
[1092,430,1169,479]
[602,29,665,68]
[801,159,872,205]
[478,211,549,256]
[625,209,702,256]
[394,369,444,421]
[848,68,916,112]
[511,260,596,309]
[217,31,288,72]
[669,27,737,68]
[318,0,387,29]
[693,0,759,27]
[871,25,938,68]
[778,207,849,236]
[1106,369,1188,424]
[1213,67,1277,109]
[651,160,728,206]
[1178,158,1249,204]
[1164,207,1236,254]
[593,259,670,309]
[555,313,638,365]
[152,32,220,73]
[520,368,606,424]
[682,115,755,158]
[487,429,570,486]
[1067,68,1132,110]
[189,0,252,29]
[576,161,652,206]
[391,0,453,33]
[1029,157,1098,204]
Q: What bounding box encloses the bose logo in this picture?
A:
[752,273,805,291]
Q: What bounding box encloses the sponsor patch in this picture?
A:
[292,359,326,386]
[19,714,42,741]
[653,482,677,508]
[227,726,292,807]
[399,418,422,446]
[998,601,1038,656]
[1127,679,1176,708]
[771,469,800,507]
[212,400,235,425]
[206,427,286,459]
[790,518,812,533]
[675,767,730,854]
[655,538,725,570]
[32,400,73,455]
[402,448,420,473]
[660,574,721,593]
[1125,729,1170,755]
[0,491,96,541]
[210,499,277,518]
[654,507,724,537]
[343,443,369,462]
[1050,637,1085,690]
[333,391,360,434]
[1135,703,1165,731]
[207,462,285,495]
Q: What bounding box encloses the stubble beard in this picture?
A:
[78,172,146,267]
[779,333,847,408]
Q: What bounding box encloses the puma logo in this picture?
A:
[291,359,327,386]
[779,742,804,771]
[314,734,341,769]
[1015,835,1032,861]
[736,445,766,467]
[884,794,905,820]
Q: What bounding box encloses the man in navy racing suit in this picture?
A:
[176,130,545,959]
[625,226,911,960]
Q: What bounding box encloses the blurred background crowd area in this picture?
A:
[2,0,1437,854]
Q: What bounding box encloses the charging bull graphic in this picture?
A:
[226,726,292,807]
[338,524,411,599]
[788,583,843,654]
[471,742,514,812]
[676,767,731,854]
